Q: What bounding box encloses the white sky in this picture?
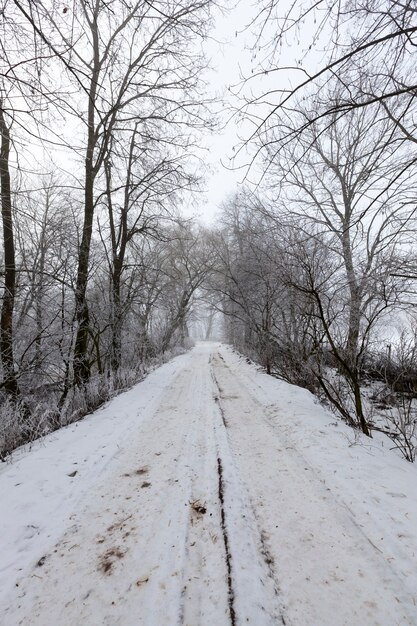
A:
[193,0,262,225]
[193,0,326,225]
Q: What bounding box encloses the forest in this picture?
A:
[1,0,417,462]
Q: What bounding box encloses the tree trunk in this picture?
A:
[72,175,94,385]
[0,102,19,400]
[111,261,123,371]
[351,372,370,437]
[73,17,100,386]
[34,207,48,370]
[341,212,361,370]
[161,293,191,353]
[105,157,127,374]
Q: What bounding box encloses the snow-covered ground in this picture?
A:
[1,342,417,625]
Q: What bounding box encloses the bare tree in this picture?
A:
[0,100,19,400]
[158,222,214,353]
[0,0,219,457]
[209,193,289,374]
[233,1,417,176]
[12,176,80,392]
[213,99,417,437]
[272,104,416,362]
[101,123,199,371]
[13,0,213,384]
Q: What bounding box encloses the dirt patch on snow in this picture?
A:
[98,546,126,575]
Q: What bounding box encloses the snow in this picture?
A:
[1,342,417,625]
[0,352,191,611]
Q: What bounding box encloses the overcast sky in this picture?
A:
[192,0,258,225]
[193,0,325,225]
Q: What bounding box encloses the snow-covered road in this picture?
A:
[1,343,417,625]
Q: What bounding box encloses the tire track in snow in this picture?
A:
[210,356,236,625]
[210,355,286,626]
[216,455,236,626]
[212,352,284,602]
[213,346,416,626]
[176,365,230,626]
